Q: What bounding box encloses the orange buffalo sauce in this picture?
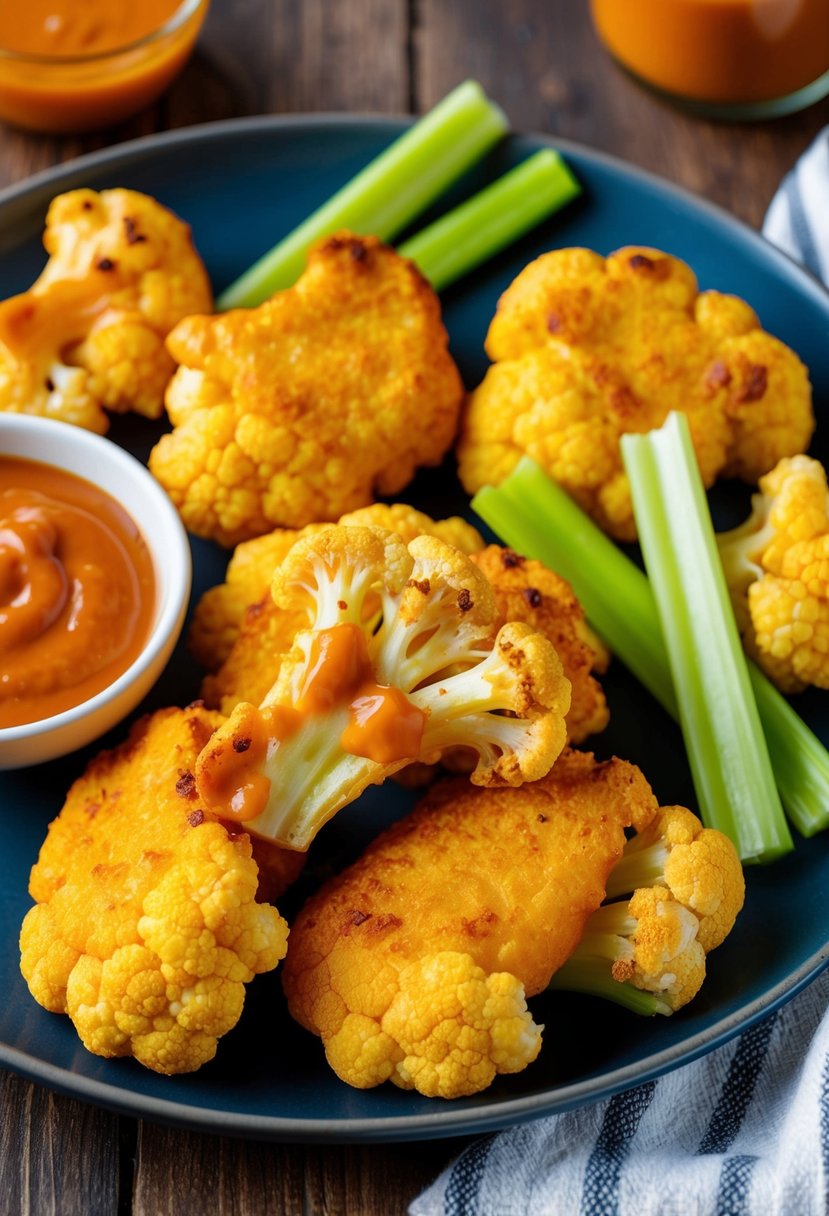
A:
[202,624,427,824]
[0,455,155,728]
[0,0,208,133]
[0,0,182,56]
[590,0,829,106]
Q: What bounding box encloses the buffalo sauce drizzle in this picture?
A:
[0,455,155,728]
[212,623,427,822]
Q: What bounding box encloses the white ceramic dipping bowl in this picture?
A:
[0,415,191,768]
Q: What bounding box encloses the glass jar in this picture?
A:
[589,0,829,120]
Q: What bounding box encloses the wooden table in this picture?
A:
[1,2,826,1212]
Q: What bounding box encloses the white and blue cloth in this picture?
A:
[763,127,829,285]
[411,127,829,1216]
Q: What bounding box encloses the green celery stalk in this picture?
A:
[547,957,671,1016]
[472,465,677,713]
[398,149,581,292]
[620,413,791,862]
[217,81,507,309]
[472,456,828,841]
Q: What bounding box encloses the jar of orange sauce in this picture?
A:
[589,0,829,119]
[0,0,209,133]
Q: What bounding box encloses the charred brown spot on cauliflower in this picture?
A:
[189,504,484,710]
[194,526,571,851]
[471,545,609,744]
[0,188,212,433]
[458,245,813,540]
[149,233,465,546]
[282,749,659,1098]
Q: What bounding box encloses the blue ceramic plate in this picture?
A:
[0,117,827,1143]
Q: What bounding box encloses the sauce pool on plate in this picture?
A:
[0,455,156,728]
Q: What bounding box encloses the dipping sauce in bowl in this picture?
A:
[589,0,829,119]
[0,0,209,133]
[0,456,156,729]
[0,415,191,769]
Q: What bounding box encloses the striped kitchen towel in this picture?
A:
[763,125,829,282]
[411,133,829,1216]
[411,908,829,1216]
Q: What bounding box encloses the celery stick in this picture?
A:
[398,150,580,292]
[217,81,508,309]
[547,958,672,1017]
[473,467,677,713]
[473,457,828,841]
[620,414,791,862]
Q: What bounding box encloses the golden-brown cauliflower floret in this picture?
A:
[19,706,292,1074]
[471,545,609,744]
[458,246,813,540]
[283,750,659,1098]
[717,454,829,692]
[190,503,483,694]
[605,806,745,953]
[195,526,571,851]
[558,805,744,1011]
[149,233,465,546]
[0,188,212,433]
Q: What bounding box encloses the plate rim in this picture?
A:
[2,111,828,1142]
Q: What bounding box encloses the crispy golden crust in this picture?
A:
[28,706,303,913]
[471,545,609,743]
[458,246,813,540]
[20,706,296,1072]
[283,749,658,1038]
[0,188,212,433]
[150,234,465,546]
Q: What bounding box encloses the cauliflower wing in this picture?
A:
[0,188,212,433]
[282,749,658,1098]
[458,246,813,540]
[717,454,829,692]
[19,706,292,1074]
[190,503,484,711]
[149,233,465,546]
[194,525,571,850]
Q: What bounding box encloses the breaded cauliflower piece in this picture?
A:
[195,525,571,850]
[717,454,829,692]
[19,706,292,1074]
[0,188,212,433]
[190,502,483,688]
[471,545,609,744]
[458,246,813,540]
[282,749,658,1098]
[149,233,465,546]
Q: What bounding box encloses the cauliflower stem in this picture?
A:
[550,805,744,1015]
[195,526,570,850]
[472,456,829,840]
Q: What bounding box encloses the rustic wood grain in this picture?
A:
[0,1071,121,1215]
[0,0,408,190]
[132,1122,462,1216]
[415,0,829,229]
